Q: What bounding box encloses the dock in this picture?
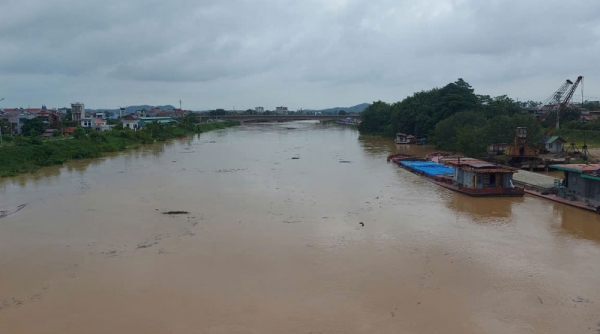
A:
[512,170,558,192]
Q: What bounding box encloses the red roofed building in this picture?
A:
[172,109,187,118]
[63,126,77,135]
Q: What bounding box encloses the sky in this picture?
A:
[1,0,600,110]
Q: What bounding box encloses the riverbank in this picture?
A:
[0,120,240,177]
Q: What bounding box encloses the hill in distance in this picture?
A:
[87,103,370,114]
[315,103,369,114]
[87,105,176,114]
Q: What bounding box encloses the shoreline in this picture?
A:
[0,121,240,178]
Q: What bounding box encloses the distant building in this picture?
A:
[539,136,566,153]
[172,108,187,118]
[8,113,35,134]
[138,117,176,126]
[135,109,148,117]
[80,118,95,130]
[40,129,55,137]
[71,102,84,122]
[122,118,140,130]
[275,106,288,114]
[255,107,265,113]
[94,118,111,131]
[95,111,105,119]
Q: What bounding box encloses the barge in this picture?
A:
[528,163,600,213]
[395,133,417,145]
[388,154,525,197]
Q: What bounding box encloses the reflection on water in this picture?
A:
[557,205,600,243]
[445,193,522,221]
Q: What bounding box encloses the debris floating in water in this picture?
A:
[162,211,190,215]
[0,204,28,219]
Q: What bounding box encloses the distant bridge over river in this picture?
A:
[198,114,360,123]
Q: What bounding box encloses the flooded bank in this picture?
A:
[1,121,600,333]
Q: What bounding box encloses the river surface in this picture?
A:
[1,121,600,334]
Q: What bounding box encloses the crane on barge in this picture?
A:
[498,76,584,168]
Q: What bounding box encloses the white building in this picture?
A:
[122,119,139,130]
[275,106,288,114]
[255,107,265,113]
[135,109,148,117]
[80,118,95,129]
[539,136,566,153]
[95,111,105,119]
[71,102,84,122]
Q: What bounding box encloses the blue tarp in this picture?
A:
[399,160,454,176]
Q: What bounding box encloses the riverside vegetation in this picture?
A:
[0,118,240,177]
[358,79,597,157]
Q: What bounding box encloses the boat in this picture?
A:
[395,133,417,144]
[524,163,600,213]
[387,153,424,163]
[388,154,525,197]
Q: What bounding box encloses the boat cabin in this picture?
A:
[551,164,600,208]
[395,133,416,144]
[443,158,519,193]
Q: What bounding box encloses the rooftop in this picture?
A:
[550,164,600,173]
[539,136,566,144]
[442,158,518,173]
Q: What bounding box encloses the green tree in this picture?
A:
[456,126,487,157]
[432,111,487,152]
[72,126,86,140]
[357,101,392,135]
[583,100,600,110]
[338,110,347,115]
[21,118,45,137]
[209,109,227,116]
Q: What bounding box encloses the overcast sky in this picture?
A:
[1,0,600,110]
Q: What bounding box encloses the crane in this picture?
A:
[544,75,583,135]
[537,79,573,115]
[500,76,583,165]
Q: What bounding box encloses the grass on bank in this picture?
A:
[0,121,240,177]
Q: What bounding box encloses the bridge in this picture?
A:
[198,114,360,123]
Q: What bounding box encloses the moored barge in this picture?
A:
[388,154,525,197]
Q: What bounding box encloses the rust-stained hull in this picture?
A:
[428,178,525,197]
[525,189,599,213]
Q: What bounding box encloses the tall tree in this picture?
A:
[20,118,45,137]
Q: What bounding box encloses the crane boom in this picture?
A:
[538,79,573,115]
[548,75,583,134]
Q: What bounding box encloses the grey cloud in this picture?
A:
[1,0,600,109]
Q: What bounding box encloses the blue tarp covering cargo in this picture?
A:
[400,161,454,176]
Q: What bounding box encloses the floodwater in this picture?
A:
[1,121,600,334]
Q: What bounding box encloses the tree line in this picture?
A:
[358,79,549,157]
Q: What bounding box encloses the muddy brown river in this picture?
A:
[1,121,600,333]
